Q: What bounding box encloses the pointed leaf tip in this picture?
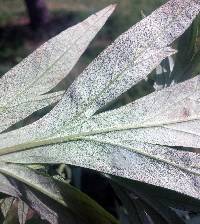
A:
[100,4,116,16]
[0,3,115,133]
[111,3,117,10]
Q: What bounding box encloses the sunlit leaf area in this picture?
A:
[0,0,200,223]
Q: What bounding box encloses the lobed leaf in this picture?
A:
[1,0,200,213]
[0,0,198,147]
[2,76,200,199]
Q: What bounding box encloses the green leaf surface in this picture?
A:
[169,16,200,83]
[111,178,185,224]
[112,177,200,213]
[112,183,143,224]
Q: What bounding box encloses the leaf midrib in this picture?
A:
[1,122,199,182]
[0,115,199,157]
[0,1,198,162]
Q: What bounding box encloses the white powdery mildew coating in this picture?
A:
[0,162,64,202]
[98,126,200,149]
[0,163,69,224]
[0,4,114,101]
[78,76,200,129]
[2,140,200,199]
[0,163,108,224]
[0,91,64,133]
[110,146,200,199]
[34,0,200,133]
[69,75,200,148]
[3,0,198,141]
[2,76,200,198]
[1,197,15,218]
[85,137,200,172]
[0,173,20,198]
[0,5,115,133]
[0,174,64,224]
[1,0,200,201]
[0,0,199,144]
[0,48,175,149]
[23,189,62,224]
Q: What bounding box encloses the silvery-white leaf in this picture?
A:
[1,74,200,153]
[0,197,15,218]
[0,175,20,199]
[0,162,67,206]
[0,47,176,151]
[1,0,200,203]
[0,91,64,133]
[68,75,200,149]
[2,139,200,200]
[2,76,200,199]
[37,0,200,134]
[0,163,118,224]
[1,0,199,144]
[0,4,115,132]
[0,173,75,224]
[17,200,29,224]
